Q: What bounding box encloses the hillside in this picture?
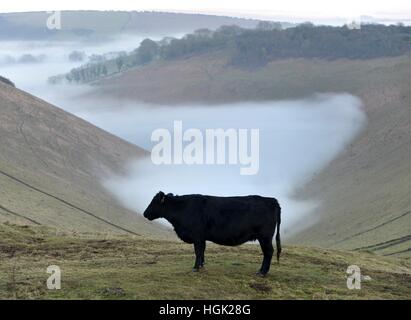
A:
[92,53,411,256]
[0,224,409,299]
[0,75,15,87]
[51,24,411,85]
[0,11,263,40]
[0,81,169,237]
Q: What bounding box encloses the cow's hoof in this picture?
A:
[255,271,267,278]
[192,268,200,273]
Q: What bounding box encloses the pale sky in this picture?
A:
[1,0,411,21]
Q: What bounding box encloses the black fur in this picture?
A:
[144,191,281,275]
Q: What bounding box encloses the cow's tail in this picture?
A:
[275,201,282,263]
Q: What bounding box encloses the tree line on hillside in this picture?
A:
[131,23,411,66]
[49,22,411,84]
[66,64,108,83]
[231,23,411,66]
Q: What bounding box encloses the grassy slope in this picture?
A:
[0,224,409,299]
[95,53,411,256]
[0,82,169,238]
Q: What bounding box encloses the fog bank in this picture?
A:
[69,94,365,237]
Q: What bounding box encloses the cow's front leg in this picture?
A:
[192,242,203,272]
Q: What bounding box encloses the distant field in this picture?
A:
[0,224,410,300]
[96,53,411,104]
[0,11,262,40]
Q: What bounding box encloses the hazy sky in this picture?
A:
[1,0,410,21]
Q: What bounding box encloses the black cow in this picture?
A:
[143,191,282,276]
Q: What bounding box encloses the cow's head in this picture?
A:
[143,191,167,221]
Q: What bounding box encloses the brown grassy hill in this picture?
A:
[0,81,169,237]
[93,53,411,256]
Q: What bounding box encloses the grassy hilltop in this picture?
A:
[1,224,410,300]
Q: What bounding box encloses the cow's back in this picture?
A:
[201,195,280,246]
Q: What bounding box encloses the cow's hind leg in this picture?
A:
[200,241,206,268]
[257,237,274,276]
[193,241,205,272]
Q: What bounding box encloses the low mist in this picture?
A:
[0,33,182,94]
[70,94,366,237]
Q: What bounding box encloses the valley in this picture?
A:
[91,53,411,256]
[0,11,410,300]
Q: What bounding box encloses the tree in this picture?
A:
[116,57,125,71]
[194,28,213,37]
[256,21,282,31]
[68,50,86,62]
[101,65,108,77]
[136,39,159,64]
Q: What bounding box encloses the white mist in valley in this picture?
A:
[70,94,366,237]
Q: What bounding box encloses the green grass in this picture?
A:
[0,223,410,300]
